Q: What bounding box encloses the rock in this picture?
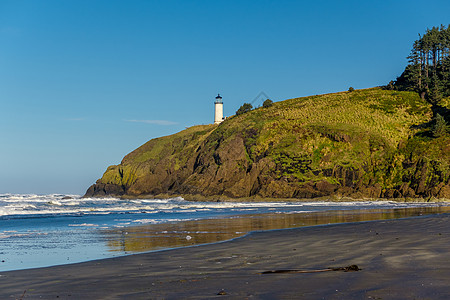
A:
[83,182,125,198]
[438,185,450,198]
[217,290,227,295]
[384,189,395,198]
[315,180,338,194]
[358,184,382,198]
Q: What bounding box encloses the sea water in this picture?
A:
[0,194,449,271]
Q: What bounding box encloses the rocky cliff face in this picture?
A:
[84,88,450,200]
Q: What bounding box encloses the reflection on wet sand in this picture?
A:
[104,206,450,253]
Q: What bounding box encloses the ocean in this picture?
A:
[1,193,449,272]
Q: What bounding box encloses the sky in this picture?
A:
[1,0,450,195]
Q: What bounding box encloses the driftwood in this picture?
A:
[261,264,361,274]
[18,290,27,300]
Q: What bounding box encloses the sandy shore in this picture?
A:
[1,214,449,299]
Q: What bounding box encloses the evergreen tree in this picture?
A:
[433,114,448,137]
[394,25,450,102]
[236,103,253,115]
[262,99,273,108]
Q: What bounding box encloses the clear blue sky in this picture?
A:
[1,0,449,194]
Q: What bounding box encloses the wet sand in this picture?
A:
[1,214,450,299]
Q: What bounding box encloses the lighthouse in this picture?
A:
[214,94,224,124]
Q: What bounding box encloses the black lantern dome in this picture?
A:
[215,93,223,103]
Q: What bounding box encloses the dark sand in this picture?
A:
[1,214,449,299]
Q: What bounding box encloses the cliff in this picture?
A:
[84,88,450,200]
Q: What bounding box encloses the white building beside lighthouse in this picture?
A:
[214,94,224,124]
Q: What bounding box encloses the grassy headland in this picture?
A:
[85,88,450,201]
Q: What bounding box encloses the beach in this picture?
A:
[1,214,449,299]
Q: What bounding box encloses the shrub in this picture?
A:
[385,81,395,90]
[433,113,449,138]
[262,99,273,108]
[236,103,253,115]
[348,87,355,92]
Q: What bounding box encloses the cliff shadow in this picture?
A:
[410,102,450,138]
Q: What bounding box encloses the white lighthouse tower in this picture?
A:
[214,93,224,124]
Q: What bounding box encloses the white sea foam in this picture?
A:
[1,193,448,219]
[0,231,43,239]
[68,223,99,227]
[132,219,159,224]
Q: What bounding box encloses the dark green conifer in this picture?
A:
[433,114,448,137]
[394,25,450,102]
[262,99,273,108]
[236,103,253,115]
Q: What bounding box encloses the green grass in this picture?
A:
[213,88,434,187]
[211,88,433,186]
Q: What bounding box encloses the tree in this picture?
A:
[262,99,273,108]
[429,74,443,103]
[432,114,448,138]
[385,81,395,90]
[394,25,450,102]
[236,103,253,115]
[348,87,355,92]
